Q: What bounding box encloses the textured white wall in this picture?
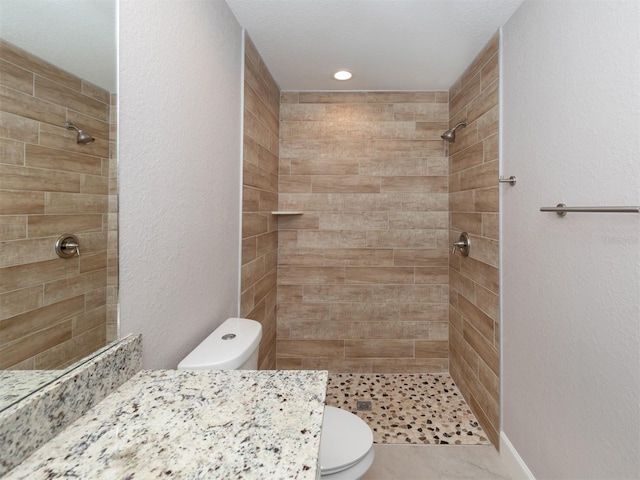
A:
[501,1,640,478]
[118,0,243,368]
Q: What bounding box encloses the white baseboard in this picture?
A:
[500,431,535,480]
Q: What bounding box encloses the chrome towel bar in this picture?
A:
[540,203,640,217]
[499,175,517,185]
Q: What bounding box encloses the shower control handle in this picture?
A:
[452,232,471,257]
[55,234,80,258]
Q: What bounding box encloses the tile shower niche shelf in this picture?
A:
[271,211,303,215]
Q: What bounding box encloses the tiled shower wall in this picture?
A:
[0,41,114,369]
[448,33,500,446]
[276,91,450,373]
[240,35,280,370]
[107,93,118,342]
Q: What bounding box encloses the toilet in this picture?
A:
[178,318,375,479]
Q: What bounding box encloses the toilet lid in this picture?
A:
[320,406,374,475]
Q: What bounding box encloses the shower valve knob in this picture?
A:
[55,234,80,258]
[452,232,471,257]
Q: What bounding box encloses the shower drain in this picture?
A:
[356,401,372,411]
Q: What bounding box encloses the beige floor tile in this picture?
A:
[362,445,512,480]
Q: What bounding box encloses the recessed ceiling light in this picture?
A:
[333,70,352,81]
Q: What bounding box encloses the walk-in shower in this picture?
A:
[441,121,467,143]
[65,122,95,145]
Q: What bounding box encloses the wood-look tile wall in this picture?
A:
[448,33,500,447]
[277,91,450,373]
[107,93,118,342]
[240,35,279,370]
[0,41,114,369]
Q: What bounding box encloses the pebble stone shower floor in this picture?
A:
[325,373,490,445]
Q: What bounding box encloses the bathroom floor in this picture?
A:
[361,445,512,479]
[326,373,490,445]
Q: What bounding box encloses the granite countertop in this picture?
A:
[6,369,328,479]
[0,371,62,411]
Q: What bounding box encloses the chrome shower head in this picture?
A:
[441,121,467,143]
[65,122,95,145]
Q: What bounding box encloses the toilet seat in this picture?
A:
[320,447,374,480]
[320,406,374,477]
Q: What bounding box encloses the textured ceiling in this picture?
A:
[226,0,525,91]
[0,0,525,94]
[0,0,116,92]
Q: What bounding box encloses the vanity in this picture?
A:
[1,336,328,479]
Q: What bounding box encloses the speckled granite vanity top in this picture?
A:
[0,371,61,411]
[7,369,328,479]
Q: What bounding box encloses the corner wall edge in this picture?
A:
[500,431,536,480]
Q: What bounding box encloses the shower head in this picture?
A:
[65,122,95,145]
[441,121,467,143]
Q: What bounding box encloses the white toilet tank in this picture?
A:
[177,318,262,370]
